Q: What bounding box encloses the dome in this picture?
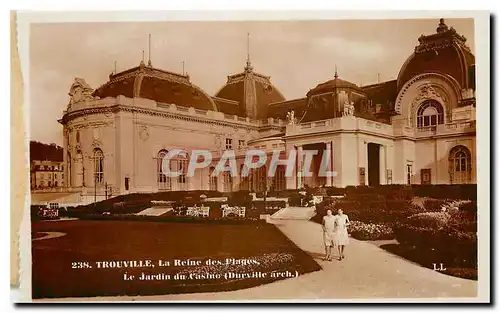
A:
[307,71,362,97]
[214,60,286,119]
[93,61,217,111]
[397,18,475,91]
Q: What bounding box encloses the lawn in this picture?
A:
[32,220,320,299]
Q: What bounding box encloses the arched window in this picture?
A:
[157,150,171,190]
[209,166,217,191]
[93,148,104,185]
[416,100,444,128]
[449,145,472,184]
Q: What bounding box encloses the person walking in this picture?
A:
[334,208,350,261]
[322,209,336,261]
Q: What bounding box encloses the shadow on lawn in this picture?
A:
[380,243,477,281]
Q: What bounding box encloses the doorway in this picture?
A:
[367,143,380,186]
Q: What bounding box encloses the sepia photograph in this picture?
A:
[12,10,490,303]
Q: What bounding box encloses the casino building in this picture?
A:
[59,19,476,199]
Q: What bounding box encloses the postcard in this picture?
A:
[12,10,490,303]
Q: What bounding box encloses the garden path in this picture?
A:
[45,212,478,302]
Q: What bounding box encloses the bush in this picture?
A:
[422,198,449,212]
[348,221,394,240]
[393,224,477,268]
[406,212,451,229]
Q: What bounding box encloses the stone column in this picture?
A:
[325,141,333,187]
[297,145,303,189]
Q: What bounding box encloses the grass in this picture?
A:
[32,220,321,299]
[379,243,477,281]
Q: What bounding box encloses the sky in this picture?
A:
[29,18,475,146]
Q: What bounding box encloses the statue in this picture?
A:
[342,101,355,116]
[286,110,296,125]
[68,78,95,108]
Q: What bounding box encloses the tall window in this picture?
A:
[223,172,233,192]
[273,165,286,191]
[238,140,245,150]
[416,100,444,128]
[93,148,104,185]
[252,166,267,192]
[67,152,71,186]
[225,138,233,150]
[157,150,171,190]
[239,164,249,191]
[449,146,472,184]
[208,166,217,190]
[176,153,188,190]
[406,163,413,185]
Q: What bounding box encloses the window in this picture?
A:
[252,166,267,192]
[176,153,189,190]
[93,148,104,185]
[223,172,233,192]
[273,165,286,191]
[225,138,233,150]
[125,177,130,191]
[238,140,245,149]
[209,167,217,191]
[416,100,444,128]
[406,163,413,185]
[239,164,249,191]
[157,150,171,190]
[449,146,472,184]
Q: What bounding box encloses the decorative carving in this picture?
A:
[91,138,103,149]
[139,125,149,141]
[286,110,296,125]
[412,84,444,105]
[342,101,355,116]
[68,78,94,108]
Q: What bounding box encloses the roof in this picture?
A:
[397,18,475,91]
[307,75,362,97]
[362,80,398,111]
[93,62,217,111]
[267,98,308,120]
[214,60,286,119]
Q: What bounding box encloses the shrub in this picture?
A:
[406,212,451,229]
[422,198,449,212]
[348,221,394,240]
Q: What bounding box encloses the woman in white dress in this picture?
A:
[334,209,350,260]
[322,209,336,261]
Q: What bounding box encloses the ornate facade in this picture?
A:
[59,19,476,199]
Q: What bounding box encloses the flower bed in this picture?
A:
[348,221,394,240]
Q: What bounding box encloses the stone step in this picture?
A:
[135,207,173,216]
[271,206,316,220]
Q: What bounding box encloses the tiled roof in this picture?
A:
[215,64,286,119]
[93,63,217,111]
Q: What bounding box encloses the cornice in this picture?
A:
[62,104,261,131]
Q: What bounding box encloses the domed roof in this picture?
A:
[397,18,475,91]
[214,60,286,119]
[93,61,217,111]
[307,71,362,96]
